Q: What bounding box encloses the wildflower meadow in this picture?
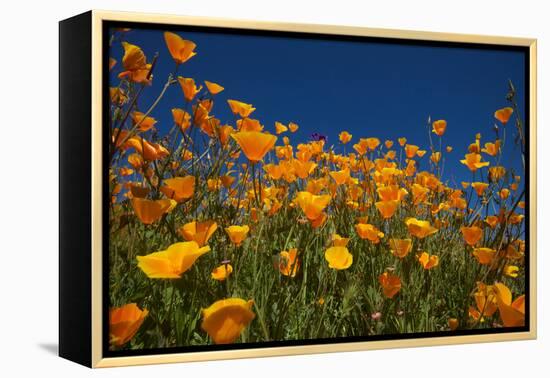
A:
[107,28,527,350]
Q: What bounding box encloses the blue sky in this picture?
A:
[109,27,526,188]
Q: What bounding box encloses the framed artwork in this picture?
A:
[59,10,537,368]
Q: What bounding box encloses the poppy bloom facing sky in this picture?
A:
[109,26,526,187]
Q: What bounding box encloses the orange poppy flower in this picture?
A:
[137,241,211,278]
[131,111,157,132]
[310,212,328,229]
[471,182,489,196]
[411,183,429,205]
[211,264,233,281]
[375,200,399,219]
[377,185,408,202]
[448,318,459,331]
[118,42,152,84]
[379,272,401,298]
[164,31,197,65]
[389,238,412,258]
[227,99,256,118]
[472,247,496,265]
[231,131,277,163]
[460,153,490,172]
[278,248,300,277]
[160,176,195,202]
[204,80,224,94]
[225,225,250,246]
[332,233,350,247]
[263,163,284,180]
[481,140,501,156]
[201,298,255,344]
[430,152,441,164]
[128,183,150,198]
[172,108,191,132]
[109,303,148,346]
[385,140,394,149]
[499,188,510,200]
[469,283,498,322]
[325,246,353,270]
[131,198,176,224]
[275,122,288,134]
[494,107,514,124]
[292,160,317,179]
[485,215,499,228]
[109,57,117,70]
[288,122,299,132]
[488,166,506,182]
[398,137,407,146]
[339,131,352,144]
[353,138,369,155]
[432,119,447,136]
[405,217,438,239]
[178,76,202,102]
[460,225,483,246]
[295,191,331,221]
[355,223,384,243]
[417,252,439,269]
[493,283,525,327]
[110,87,128,105]
[179,220,218,247]
[237,118,264,132]
[365,137,380,150]
[329,168,351,185]
[126,137,169,161]
[405,144,419,159]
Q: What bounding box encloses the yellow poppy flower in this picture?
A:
[379,272,401,298]
[137,241,211,278]
[503,265,519,278]
[109,303,148,346]
[118,42,152,84]
[375,200,399,219]
[469,283,498,321]
[446,146,453,152]
[179,220,218,247]
[275,121,288,134]
[494,107,514,124]
[289,122,299,132]
[460,225,483,246]
[329,168,351,185]
[172,108,191,133]
[472,247,496,265]
[278,248,300,277]
[325,246,353,270]
[161,176,195,202]
[339,131,352,144]
[201,298,255,344]
[225,225,250,246]
[432,119,447,136]
[164,31,197,65]
[389,238,412,258]
[231,131,277,163]
[405,217,438,239]
[204,80,224,94]
[460,153,490,172]
[493,283,525,327]
[332,233,350,247]
[430,152,441,164]
[131,198,176,225]
[488,166,506,182]
[295,191,331,221]
[416,150,427,157]
[355,223,384,243]
[227,99,256,118]
[211,264,233,281]
[417,252,439,269]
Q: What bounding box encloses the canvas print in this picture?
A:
[106,24,528,354]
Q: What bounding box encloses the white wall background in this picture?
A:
[0,0,547,376]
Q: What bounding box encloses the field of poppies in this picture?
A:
[107,29,527,350]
